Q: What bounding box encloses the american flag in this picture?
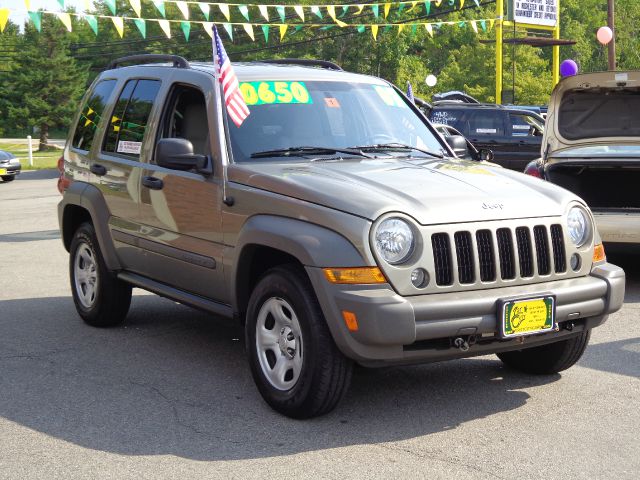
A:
[406,81,415,104]
[213,25,250,127]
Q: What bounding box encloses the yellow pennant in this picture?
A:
[84,119,92,127]
[397,24,405,34]
[242,23,254,41]
[175,1,189,20]
[371,24,378,40]
[279,24,288,41]
[158,19,171,38]
[383,3,391,18]
[57,12,72,32]
[407,1,418,12]
[111,16,124,37]
[202,22,214,38]
[87,107,94,115]
[436,0,443,6]
[489,19,495,30]
[24,0,31,11]
[326,5,336,20]
[128,0,141,17]
[258,5,269,21]
[460,0,465,8]
[0,8,9,33]
[355,5,364,15]
[294,5,304,21]
[425,23,433,37]
[219,4,230,21]
[471,21,478,33]
[82,0,92,11]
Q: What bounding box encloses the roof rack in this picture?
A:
[106,54,190,70]
[259,58,343,71]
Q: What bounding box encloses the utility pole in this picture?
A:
[607,0,616,70]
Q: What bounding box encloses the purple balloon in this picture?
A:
[560,59,579,77]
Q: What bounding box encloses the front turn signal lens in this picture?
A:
[342,311,359,332]
[323,267,386,284]
[593,243,606,263]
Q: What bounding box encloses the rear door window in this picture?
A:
[509,113,543,137]
[103,79,161,157]
[72,79,117,151]
[467,111,505,136]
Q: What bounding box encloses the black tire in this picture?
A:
[245,265,353,419]
[497,329,591,374]
[69,222,132,327]
[1,176,15,182]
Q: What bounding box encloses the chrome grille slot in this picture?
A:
[534,225,551,275]
[516,227,534,278]
[454,231,475,284]
[476,229,496,282]
[550,224,566,272]
[432,233,453,286]
[496,228,516,280]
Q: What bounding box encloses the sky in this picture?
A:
[1,0,87,29]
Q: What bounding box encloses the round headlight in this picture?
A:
[374,218,415,265]
[567,207,589,246]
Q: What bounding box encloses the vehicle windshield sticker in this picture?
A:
[476,128,497,134]
[373,85,407,108]
[431,111,457,125]
[239,81,312,106]
[513,125,530,130]
[324,97,341,108]
[117,140,142,155]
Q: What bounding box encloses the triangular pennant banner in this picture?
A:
[356,24,365,33]
[153,0,165,18]
[276,6,286,23]
[371,5,379,18]
[258,5,269,21]
[111,16,124,37]
[398,3,405,13]
[28,11,42,32]
[371,24,379,40]
[489,19,495,30]
[57,0,65,8]
[384,3,391,18]
[176,1,189,20]
[261,24,269,43]
[480,20,487,32]
[104,0,116,16]
[294,6,304,21]
[128,0,141,17]
[202,22,213,38]
[134,18,146,38]
[82,0,92,11]
[425,23,433,37]
[242,23,255,41]
[327,5,337,20]
[294,25,302,32]
[460,0,466,8]
[24,0,31,10]
[397,23,405,34]
[0,8,9,33]
[238,5,250,22]
[311,6,323,19]
[158,19,171,38]
[471,21,478,33]
[355,5,364,15]
[85,14,98,35]
[407,2,418,13]
[279,24,288,41]
[56,12,72,32]
[424,1,431,15]
[339,6,349,18]
[436,0,443,6]
[474,0,481,6]
[181,21,190,41]
[219,4,230,21]
[223,22,233,41]
[199,3,210,21]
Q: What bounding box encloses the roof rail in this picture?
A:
[106,54,190,70]
[259,58,343,71]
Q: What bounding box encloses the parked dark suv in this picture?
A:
[427,102,544,170]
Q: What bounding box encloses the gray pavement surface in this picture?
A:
[0,171,639,479]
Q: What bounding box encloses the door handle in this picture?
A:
[142,176,164,190]
[90,163,107,176]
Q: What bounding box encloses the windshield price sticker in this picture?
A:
[239,81,312,106]
[373,85,408,108]
[117,141,142,155]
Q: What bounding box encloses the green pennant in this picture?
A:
[261,25,269,43]
[223,22,233,41]
[134,18,146,38]
[153,0,166,18]
[310,6,323,19]
[28,11,42,32]
[85,15,98,35]
[480,20,487,32]
[320,25,334,30]
[339,6,349,18]
[199,4,210,21]
[238,5,250,22]
[398,4,405,13]
[276,6,286,23]
[372,5,379,18]
[104,0,116,16]
[57,0,65,8]
[458,21,466,27]
[180,21,190,41]
[384,25,392,32]
[411,24,418,35]
[424,2,431,15]
[357,25,365,33]
[294,25,303,32]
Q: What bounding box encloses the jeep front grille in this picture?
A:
[432,224,566,286]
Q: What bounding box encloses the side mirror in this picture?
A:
[156,138,211,174]
[477,148,495,162]
[445,135,470,159]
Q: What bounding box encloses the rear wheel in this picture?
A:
[69,222,132,327]
[497,330,591,374]
[246,265,353,418]
[1,176,15,182]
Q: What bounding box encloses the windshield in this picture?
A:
[227,80,445,162]
[554,145,640,158]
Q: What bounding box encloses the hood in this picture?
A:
[545,70,640,157]
[228,158,578,224]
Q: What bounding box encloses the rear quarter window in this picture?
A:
[71,79,117,151]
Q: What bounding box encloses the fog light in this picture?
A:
[570,253,581,271]
[411,268,429,288]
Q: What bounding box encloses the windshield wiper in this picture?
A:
[352,143,444,158]
[250,146,373,159]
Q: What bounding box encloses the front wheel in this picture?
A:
[497,329,591,374]
[246,265,353,419]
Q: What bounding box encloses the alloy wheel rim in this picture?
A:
[255,297,304,391]
[74,243,98,308]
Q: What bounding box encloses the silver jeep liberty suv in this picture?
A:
[58,55,625,418]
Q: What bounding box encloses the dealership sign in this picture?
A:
[512,0,558,27]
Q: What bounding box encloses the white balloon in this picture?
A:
[426,74,437,87]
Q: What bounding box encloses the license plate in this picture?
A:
[499,296,556,338]
[0,168,6,175]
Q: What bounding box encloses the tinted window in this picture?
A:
[103,79,161,157]
[72,80,117,151]
[510,113,543,137]
[467,111,505,136]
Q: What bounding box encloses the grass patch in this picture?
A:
[0,141,61,170]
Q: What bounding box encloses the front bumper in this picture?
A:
[307,262,625,366]
[0,163,21,176]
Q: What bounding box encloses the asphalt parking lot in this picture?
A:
[1,171,638,479]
